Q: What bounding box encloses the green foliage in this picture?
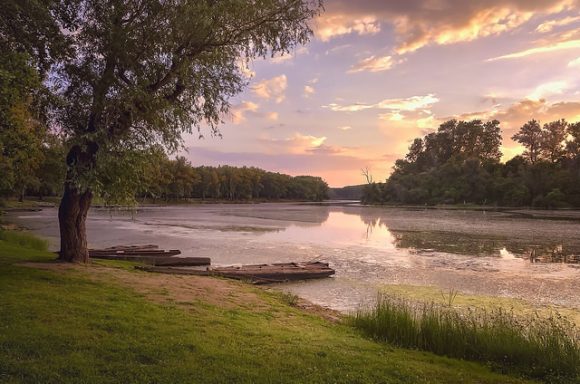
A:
[0,237,527,384]
[350,295,580,382]
[364,118,580,207]
[1,0,323,201]
[0,50,46,198]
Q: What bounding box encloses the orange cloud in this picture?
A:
[252,75,288,103]
[230,101,259,124]
[316,15,380,41]
[318,0,577,53]
[536,15,580,33]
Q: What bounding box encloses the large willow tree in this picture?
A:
[3,0,322,262]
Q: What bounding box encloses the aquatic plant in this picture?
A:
[350,294,580,382]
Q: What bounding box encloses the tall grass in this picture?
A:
[350,295,580,382]
[0,230,48,251]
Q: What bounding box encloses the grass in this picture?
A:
[350,294,580,383]
[0,230,49,251]
[380,284,580,326]
[0,232,532,383]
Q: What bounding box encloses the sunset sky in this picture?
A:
[182,0,580,187]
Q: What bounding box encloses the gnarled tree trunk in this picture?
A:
[57,142,98,263]
[58,185,92,263]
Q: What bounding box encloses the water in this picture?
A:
[9,203,580,312]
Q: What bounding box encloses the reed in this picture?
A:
[350,294,580,382]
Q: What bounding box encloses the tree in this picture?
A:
[565,121,580,159]
[405,138,424,163]
[512,120,542,164]
[480,120,502,162]
[0,50,45,200]
[541,119,567,163]
[4,0,322,262]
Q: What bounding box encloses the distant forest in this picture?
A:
[362,119,580,208]
[1,138,329,204]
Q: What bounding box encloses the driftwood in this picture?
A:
[93,254,211,266]
[136,261,335,284]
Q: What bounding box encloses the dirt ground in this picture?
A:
[21,261,342,322]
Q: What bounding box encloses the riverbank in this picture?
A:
[0,232,530,384]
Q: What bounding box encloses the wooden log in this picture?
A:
[101,244,159,251]
[154,257,211,267]
[89,249,181,257]
[135,266,211,275]
[92,255,210,266]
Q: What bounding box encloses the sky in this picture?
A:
[181,0,580,187]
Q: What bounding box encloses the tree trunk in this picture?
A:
[57,142,98,263]
[58,183,93,263]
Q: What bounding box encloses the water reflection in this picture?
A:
[382,227,579,264]
[263,211,398,249]
[280,209,580,264]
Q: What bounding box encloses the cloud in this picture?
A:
[324,94,439,113]
[324,103,373,112]
[348,55,395,73]
[261,133,328,154]
[379,112,404,121]
[252,75,288,103]
[303,85,315,98]
[568,57,580,67]
[376,94,439,111]
[338,125,352,131]
[229,102,280,124]
[488,39,580,61]
[527,81,570,100]
[230,101,259,124]
[316,15,380,42]
[536,15,580,33]
[318,0,577,53]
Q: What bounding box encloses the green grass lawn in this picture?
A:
[0,232,533,384]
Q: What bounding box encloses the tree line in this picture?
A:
[0,136,329,203]
[362,119,580,208]
[136,155,329,202]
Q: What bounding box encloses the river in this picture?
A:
[9,203,580,312]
